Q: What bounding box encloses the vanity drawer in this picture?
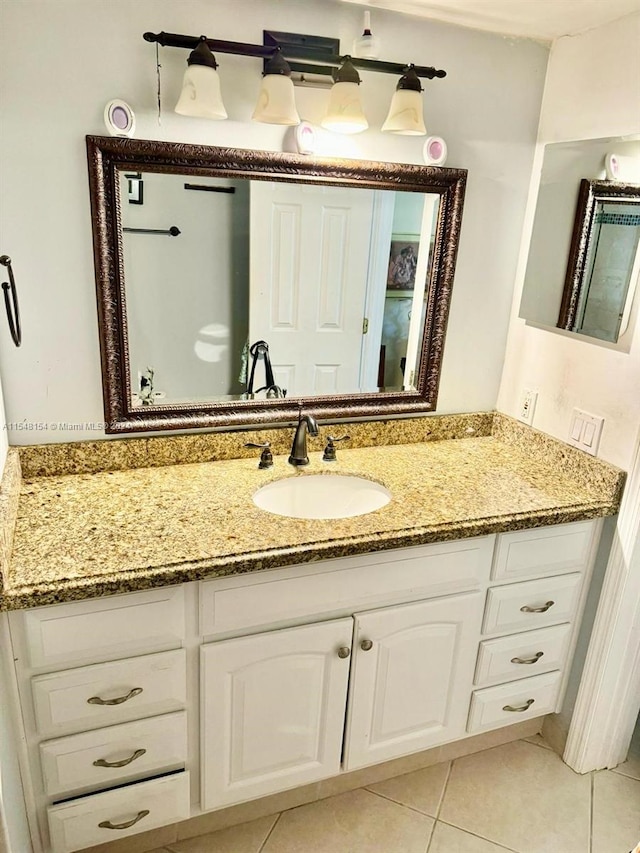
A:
[474,623,572,686]
[19,586,185,669]
[482,573,581,635]
[47,770,190,853]
[468,671,562,733]
[32,649,186,737]
[40,711,187,797]
[200,536,494,636]
[492,521,595,582]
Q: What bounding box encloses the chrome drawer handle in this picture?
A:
[511,651,544,665]
[98,809,150,830]
[93,748,146,768]
[520,600,555,614]
[503,698,535,713]
[87,687,143,706]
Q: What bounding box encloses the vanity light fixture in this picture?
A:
[382,65,426,136]
[144,30,446,133]
[174,36,227,120]
[321,58,368,135]
[252,48,300,125]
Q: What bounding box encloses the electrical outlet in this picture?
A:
[518,389,538,425]
[568,409,604,456]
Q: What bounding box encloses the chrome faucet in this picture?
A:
[288,411,319,466]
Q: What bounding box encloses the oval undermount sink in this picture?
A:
[253,474,391,520]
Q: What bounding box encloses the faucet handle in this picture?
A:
[323,435,351,462]
[244,442,273,469]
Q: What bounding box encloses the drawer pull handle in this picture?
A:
[520,600,555,614]
[511,652,544,665]
[337,646,351,659]
[87,687,143,706]
[503,698,535,713]
[93,748,147,768]
[98,809,150,830]
[360,639,373,651]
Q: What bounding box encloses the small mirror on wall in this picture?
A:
[557,180,640,343]
[519,136,640,348]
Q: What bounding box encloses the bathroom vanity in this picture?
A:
[0,413,624,853]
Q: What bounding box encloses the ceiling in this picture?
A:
[339,0,640,42]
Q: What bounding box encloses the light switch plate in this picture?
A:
[568,409,604,455]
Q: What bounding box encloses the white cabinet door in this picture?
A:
[344,592,483,770]
[201,618,353,810]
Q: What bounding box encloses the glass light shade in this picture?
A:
[252,74,300,125]
[175,64,227,120]
[321,82,368,134]
[382,88,426,135]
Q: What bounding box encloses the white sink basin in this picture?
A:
[253,474,391,520]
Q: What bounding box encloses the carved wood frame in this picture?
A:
[557,179,640,332]
[86,135,467,434]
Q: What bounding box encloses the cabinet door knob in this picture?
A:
[98,809,150,830]
[93,748,147,768]
[337,646,351,659]
[511,651,544,665]
[520,600,555,614]
[87,687,143,706]
[503,698,535,713]
[360,639,373,651]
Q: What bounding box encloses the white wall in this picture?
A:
[498,12,640,747]
[0,0,547,443]
[498,12,640,471]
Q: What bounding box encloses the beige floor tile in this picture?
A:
[318,745,445,798]
[611,751,640,782]
[429,822,517,852]
[166,815,278,853]
[80,825,178,853]
[262,788,434,853]
[174,783,318,840]
[366,760,450,817]
[437,720,539,763]
[439,740,590,853]
[523,733,553,751]
[592,770,640,853]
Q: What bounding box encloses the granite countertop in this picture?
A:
[0,413,625,610]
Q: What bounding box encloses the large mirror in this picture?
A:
[87,136,467,433]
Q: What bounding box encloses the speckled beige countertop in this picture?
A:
[0,413,625,610]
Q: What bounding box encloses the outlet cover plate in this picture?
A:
[518,389,538,425]
[568,409,604,456]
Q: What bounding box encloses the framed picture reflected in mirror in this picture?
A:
[387,234,420,297]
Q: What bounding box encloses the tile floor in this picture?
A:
[149,736,640,853]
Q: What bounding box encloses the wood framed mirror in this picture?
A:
[86,135,467,433]
[557,179,640,343]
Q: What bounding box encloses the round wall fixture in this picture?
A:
[423,136,447,166]
[104,100,136,137]
[295,122,317,155]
